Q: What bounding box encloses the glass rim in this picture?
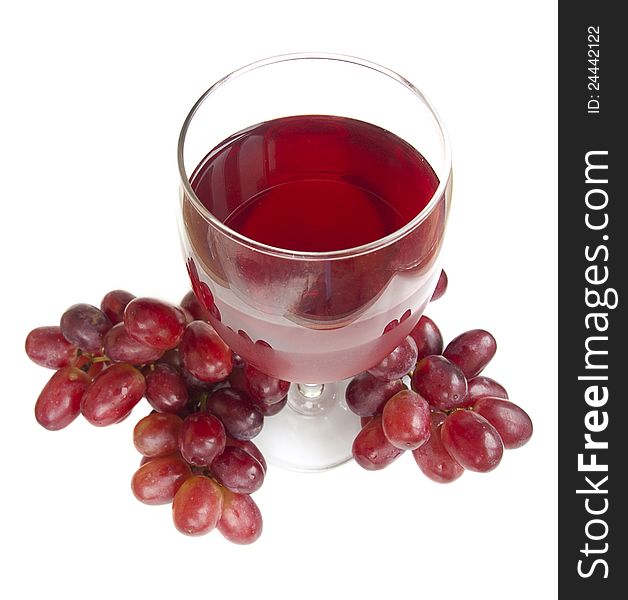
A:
[177,52,452,260]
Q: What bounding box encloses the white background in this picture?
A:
[0,1,557,599]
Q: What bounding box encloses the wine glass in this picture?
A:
[177,53,452,471]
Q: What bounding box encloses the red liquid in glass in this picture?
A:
[183,115,445,382]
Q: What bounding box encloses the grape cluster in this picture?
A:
[26,268,533,542]
[348,270,533,480]
[26,289,291,544]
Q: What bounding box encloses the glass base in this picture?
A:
[254,379,361,472]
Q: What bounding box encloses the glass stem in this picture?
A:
[288,382,338,416]
[297,383,325,399]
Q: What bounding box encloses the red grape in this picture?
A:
[180,290,213,322]
[100,290,135,324]
[133,412,183,458]
[243,363,289,406]
[60,303,112,353]
[367,336,418,381]
[140,450,184,466]
[175,392,203,420]
[473,397,533,449]
[35,366,91,430]
[144,363,188,413]
[429,410,447,428]
[205,388,263,440]
[180,367,218,391]
[382,389,431,450]
[25,326,78,369]
[180,307,195,324]
[411,355,468,411]
[80,363,146,426]
[217,489,263,544]
[412,412,464,483]
[157,348,183,370]
[103,323,163,365]
[441,410,503,472]
[255,394,287,416]
[408,315,443,361]
[211,446,265,494]
[352,416,404,471]
[360,416,372,428]
[178,413,226,466]
[131,455,191,505]
[443,329,497,379]
[467,376,509,403]
[179,321,233,383]
[431,269,448,301]
[345,372,405,417]
[231,352,245,369]
[226,438,267,474]
[172,476,224,536]
[124,297,187,351]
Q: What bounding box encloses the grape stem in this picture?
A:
[199,392,208,413]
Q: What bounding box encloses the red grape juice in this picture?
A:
[182,115,446,382]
